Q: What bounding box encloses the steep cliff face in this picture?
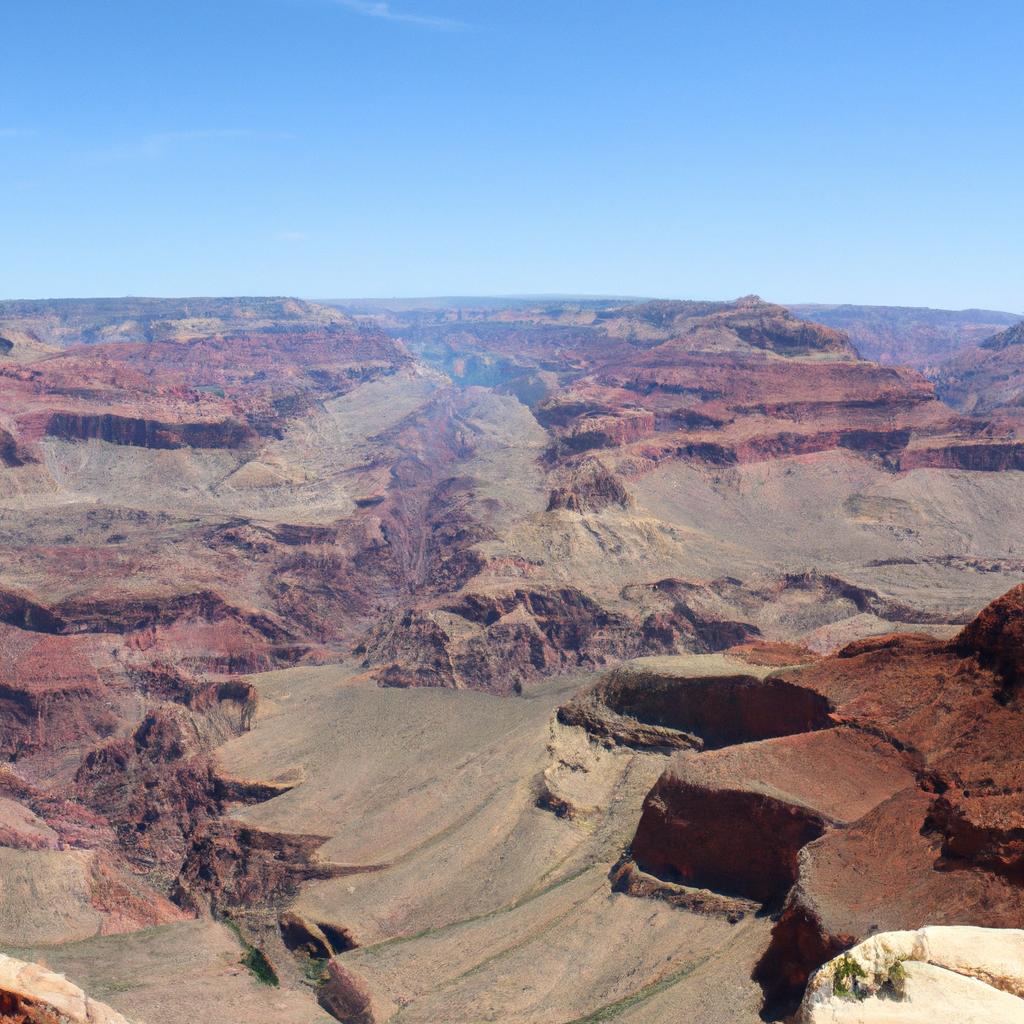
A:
[363,586,763,692]
[546,458,633,513]
[73,706,228,878]
[955,582,1024,695]
[0,425,31,466]
[45,411,254,449]
[0,625,131,765]
[633,775,830,903]
[896,440,1024,471]
[560,667,831,751]
[620,587,1024,1018]
[0,301,411,467]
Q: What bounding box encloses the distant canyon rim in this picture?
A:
[0,293,1021,1024]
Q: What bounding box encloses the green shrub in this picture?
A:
[884,957,907,995]
[221,916,280,987]
[833,953,867,998]
[240,945,280,987]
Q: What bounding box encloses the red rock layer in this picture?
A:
[618,587,1024,1017]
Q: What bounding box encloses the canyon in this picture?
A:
[0,294,1021,1023]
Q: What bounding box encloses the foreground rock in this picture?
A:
[797,926,1024,1023]
[9,919,336,1024]
[0,952,132,1024]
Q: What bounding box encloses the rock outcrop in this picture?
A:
[614,587,1024,1019]
[546,457,632,512]
[45,410,254,449]
[559,663,830,751]
[0,953,133,1024]
[631,730,913,904]
[956,582,1024,697]
[797,927,1024,1023]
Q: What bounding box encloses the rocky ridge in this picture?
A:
[936,318,1024,415]
[790,303,1022,370]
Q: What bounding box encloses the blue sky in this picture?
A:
[2,0,1022,308]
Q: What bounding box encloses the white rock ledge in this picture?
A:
[0,952,132,1024]
[798,926,1024,1023]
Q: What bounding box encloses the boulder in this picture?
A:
[0,952,132,1024]
[797,926,1024,1023]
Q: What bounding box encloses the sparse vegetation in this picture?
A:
[240,944,280,987]
[832,953,867,999]
[223,917,280,987]
[299,954,330,985]
[880,956,908,996]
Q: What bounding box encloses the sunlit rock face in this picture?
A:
[797,927,1024,1023]
[0,952,134,1024]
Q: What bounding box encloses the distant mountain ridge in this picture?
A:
[0,296,349,353]
[936,319,1024,413]
[790,303,1022,370]
[981,319,1024,351]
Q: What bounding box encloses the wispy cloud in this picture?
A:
[0,129,37,140]
[334,0,466,30]
[88,129,293,164]
[277,230,310,242]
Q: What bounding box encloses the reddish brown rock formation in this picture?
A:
[615,586,1024,1018]
[317,961,376,1024]
[73,706,228,877]
[393,295,1024,475]
[754,787,1024,1016]
[44,410,254,449]
[0,425,32,467]
[0,625,130,766]
[546,457,632,512]
[897,439,1024,471]
[560,667,831,752]
[756,593,1024,1013]
[0,299,410,461]
[173,823,354,915]
[631,729,914,903]
[955,583,1024,695]
[790,303,1021,369]
[725,640,819,667]
[365,586,761,692]
[936,319,1024,414]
